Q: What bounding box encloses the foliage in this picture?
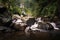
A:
[0,0,21,15]
[29,0,57,18]
[0,0,58,18]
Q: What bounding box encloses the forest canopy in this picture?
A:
[0,0,58,19]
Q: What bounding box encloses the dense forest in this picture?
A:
[0,0,59,20]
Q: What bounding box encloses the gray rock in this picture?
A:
[0,26,15,32]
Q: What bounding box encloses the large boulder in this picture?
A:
[26,18,36,27]
[11,15,27,31]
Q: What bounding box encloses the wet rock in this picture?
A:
[0,26,15,32]
[26,18,36,27]
[11,16,27,31]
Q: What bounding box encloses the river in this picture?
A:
[0,30,60,40]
